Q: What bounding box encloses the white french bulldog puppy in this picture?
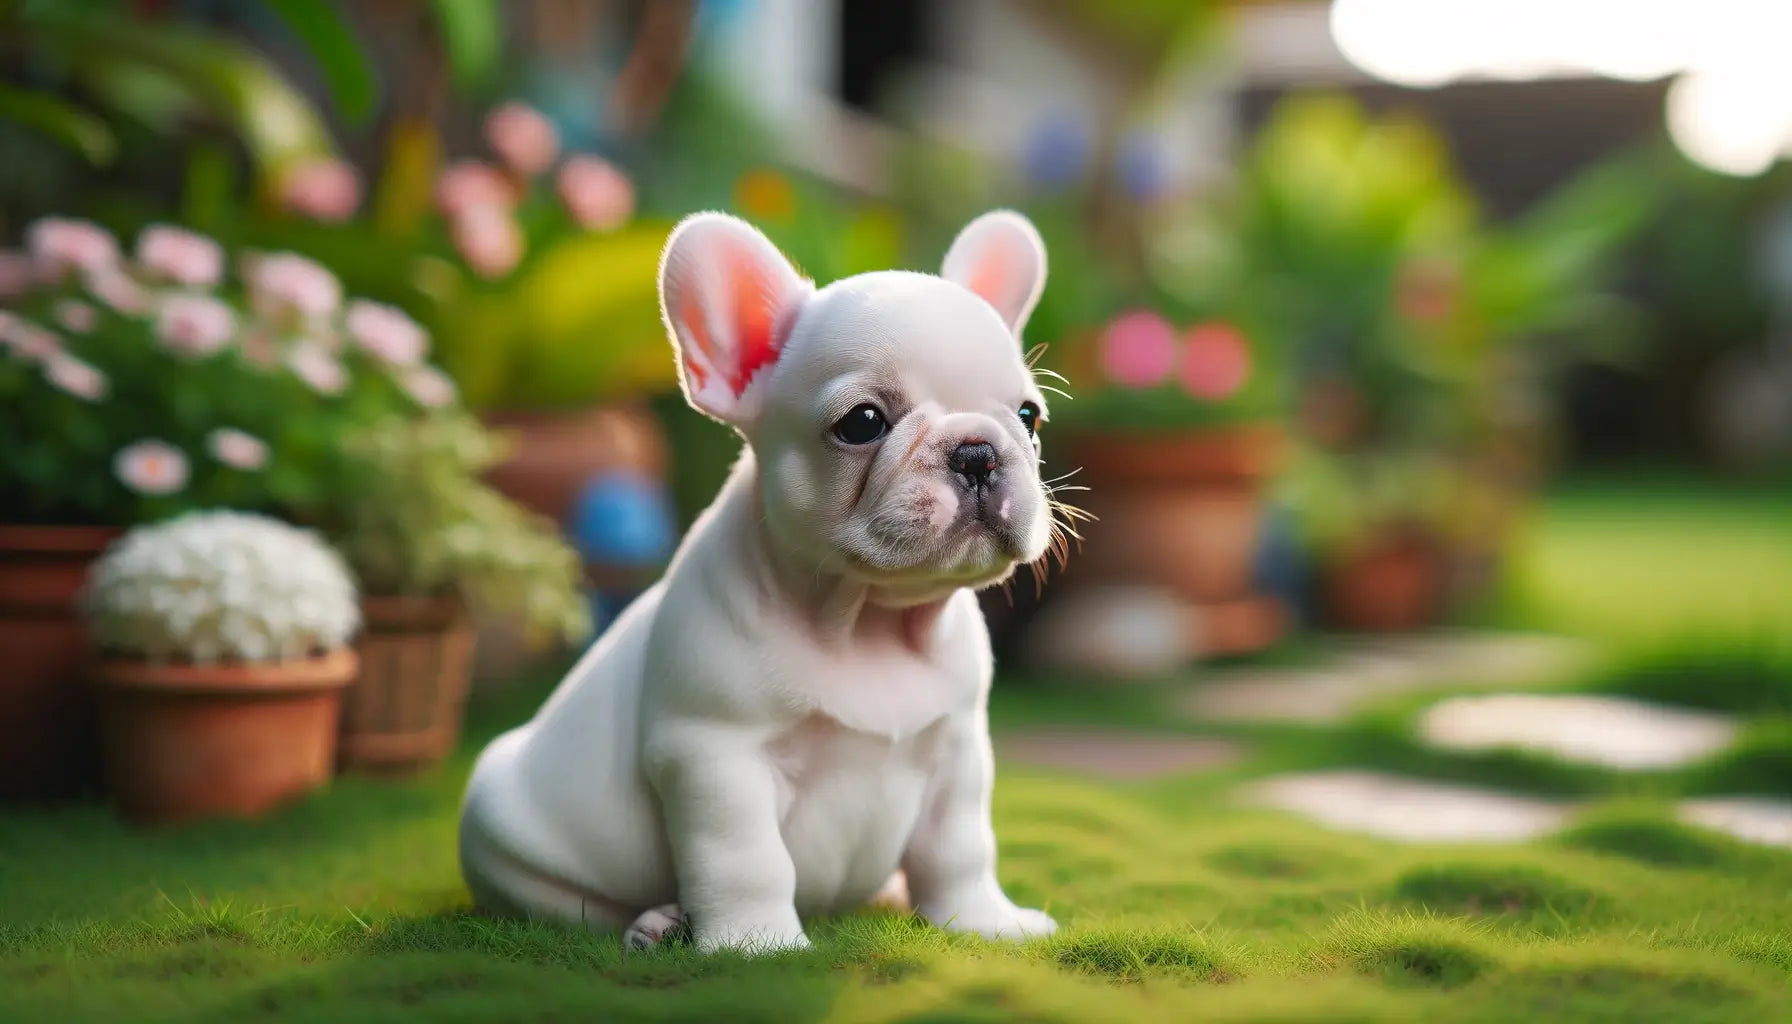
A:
[458,209,1063,954]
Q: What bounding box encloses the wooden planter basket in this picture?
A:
[339,595,476,773]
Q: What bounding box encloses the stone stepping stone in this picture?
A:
[1245,770,1574,842]
[1182,631,1593,724]
[1680,797,1792,849]
[996,729,1242,780]
[1419,694,1737,769]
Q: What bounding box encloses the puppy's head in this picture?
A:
[660,210,1055,601]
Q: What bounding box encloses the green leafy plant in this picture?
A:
[0,216,589,642]
[328,413,591,644]
[227,100,674,412]
[0,218,441,525]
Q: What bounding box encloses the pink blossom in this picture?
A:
[239,326,280,369]
[287,343,348,395]
[450,205,523,279]
[136,225,224,288]
[207,427,270,470]
[557,156,635,231]
[1099,310,1177,388]
[54,299,98,334]
[278,157,362,222]
[0,249,34,299]
[484,102,559,177]
[344,300,428,365]
[1179,322,1252,401]
[45,353,108,401]
[27,218,119,280]
[1,317,61,362]
[248,253,341,322]
[113,440,188,495]
[436,161,517,218]
[84,268,149,314]
[399,365,457,408]
[156,294,236,357]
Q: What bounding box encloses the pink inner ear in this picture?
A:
[727,239,780,397]
[962,234,1027,322]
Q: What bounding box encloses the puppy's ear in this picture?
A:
[660,212,812,426]
[941,210,1047,336]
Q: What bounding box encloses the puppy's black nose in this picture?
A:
[948,441,998,487]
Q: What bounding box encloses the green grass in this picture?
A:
[4,477,1792,1022]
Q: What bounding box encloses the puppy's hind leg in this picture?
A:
[623,904,690,950]
[869,870,911,912]
[460,826,634,934]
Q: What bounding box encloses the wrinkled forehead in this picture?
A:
[774,271,1035,410]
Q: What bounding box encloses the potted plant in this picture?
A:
[1049,308,1291,656]
[0,217,586,791]
[81,511,360,825]
[325,411,590,773]
[0,219,384,800]
[1277,447,1472,631]
[234,101,676,528]
[1208,94,1650,627]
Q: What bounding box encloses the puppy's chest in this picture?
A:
[767,714,946,909]
[774,635,976,738]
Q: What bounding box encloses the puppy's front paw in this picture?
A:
[695,921,812,956]
[934,901,1058,942]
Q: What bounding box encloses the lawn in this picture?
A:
[3,477,1790,1023]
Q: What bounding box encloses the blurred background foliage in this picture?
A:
[2,0,1789,633]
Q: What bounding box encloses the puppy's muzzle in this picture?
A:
[948,441,997,490]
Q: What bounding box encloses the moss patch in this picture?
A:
[1392,864,1607,918]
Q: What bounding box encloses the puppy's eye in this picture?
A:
[1017,401,1041,437]
[832,403,888,445]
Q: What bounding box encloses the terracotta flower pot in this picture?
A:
[1321,531,1446,632]
[483,401,667,524]
[0,525,119,803]
[339,595,476,774]
[1062,424,1285,598]
[92,649,357,825]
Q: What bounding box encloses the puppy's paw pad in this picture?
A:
[622,904,689,951]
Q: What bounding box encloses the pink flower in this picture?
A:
[136,225,224,288]
[54,299,98,334]
[344,300,427,365]
[436,161,517,218]
[113,440,188,495]
[450,205,523,279]
[557,156,635,231]
[1099,310,1177,388]
[207,428,270,470]
[484,102,559,178]
[27,218,119,280]
[156,294,236,357]
[239,326,280,369]
[1179,322,1252,401]
[248,253,341,322]
[399,365,457,408]
[1,317,61,362]
[0,249,34,299]
[84,268,149,314]
[278,157,362,222]
[45,353,108,401]
[287,343,348,395]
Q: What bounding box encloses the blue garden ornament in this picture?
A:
[568,470,678,569]
[1117,130,1168,202]
[1023,112,1090,190]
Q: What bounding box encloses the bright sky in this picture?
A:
[1328,0,1792,176]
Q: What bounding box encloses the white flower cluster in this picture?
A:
[83,511,361,663]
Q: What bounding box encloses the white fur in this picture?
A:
[459,211,1058,954]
